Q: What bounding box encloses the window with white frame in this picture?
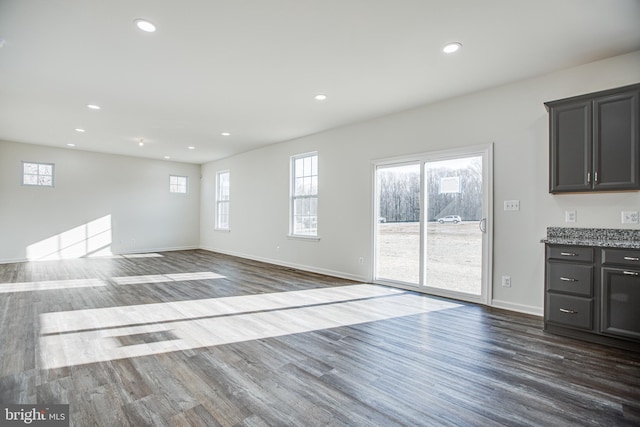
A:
[290,152,318,236]
[22,161,54,187]
[169,175,188,193]
[216,170,230,230]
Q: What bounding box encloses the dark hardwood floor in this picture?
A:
[0,249,639,426]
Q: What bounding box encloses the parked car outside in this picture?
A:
[437,215,462,224]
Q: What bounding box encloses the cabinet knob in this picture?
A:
[559,308,578,314]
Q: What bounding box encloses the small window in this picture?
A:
[216,171,230,230]
[22,161,54,187]
[290,152,318,236]
[169,175,188,193]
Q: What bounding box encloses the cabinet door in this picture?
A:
[594,90,640,190]
[601,267,640,340]
[549,100,592,193]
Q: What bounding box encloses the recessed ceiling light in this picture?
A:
[134,19,156,33]
[164,156,171,159]
[67,143,76,147]
[188,146,195,150]
[87,104,101,110]
[74,128,85,133]
[314,94,327,101]
[443,42,462,54]
[221,132,231,136]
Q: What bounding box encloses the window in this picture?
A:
[22,162,54,187]
[290,152,318,236]
[169,175,188,193]
[216,170,230,230]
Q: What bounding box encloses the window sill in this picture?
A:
[288,234,321,242]
[214,228,231,233]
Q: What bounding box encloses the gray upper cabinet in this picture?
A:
[547,99,592,192]
[546,83,640,193]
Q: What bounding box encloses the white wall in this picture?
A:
[201,50,640,315]
[0,141,201,262]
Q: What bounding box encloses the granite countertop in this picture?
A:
[541,227,640,249]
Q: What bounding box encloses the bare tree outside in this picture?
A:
[378,157,482,223]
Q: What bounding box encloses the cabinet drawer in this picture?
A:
[547,294,593,330]
[547,246,594,262]
[547,262,593,296]
[601,248,640,267]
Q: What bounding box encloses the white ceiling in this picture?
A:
[1,0,639,164]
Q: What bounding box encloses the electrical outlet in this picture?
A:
[504,200,520,211]
[622,211,639,224]
[358,257,364,265]
[501,276,511,287]
[565,210,577,223]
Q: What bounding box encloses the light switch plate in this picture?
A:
[504,200,520,211]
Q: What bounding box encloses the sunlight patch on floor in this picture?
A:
[111,271,225,285]
[39,284,461,369]
[0,278,108,294]
[0,271,223,293]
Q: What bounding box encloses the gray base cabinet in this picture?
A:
[544,244,640,350]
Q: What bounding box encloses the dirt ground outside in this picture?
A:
[376,221,482,294]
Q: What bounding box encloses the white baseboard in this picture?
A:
[199,246,368,283]
[0,257,28,265]
[117,245,199,255]
[490,299,543,317]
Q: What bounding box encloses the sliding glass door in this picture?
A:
[375,163,422,285]
[374,145,492,304]
[424,156,484,296]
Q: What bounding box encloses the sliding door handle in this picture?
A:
[479,218,487,233]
